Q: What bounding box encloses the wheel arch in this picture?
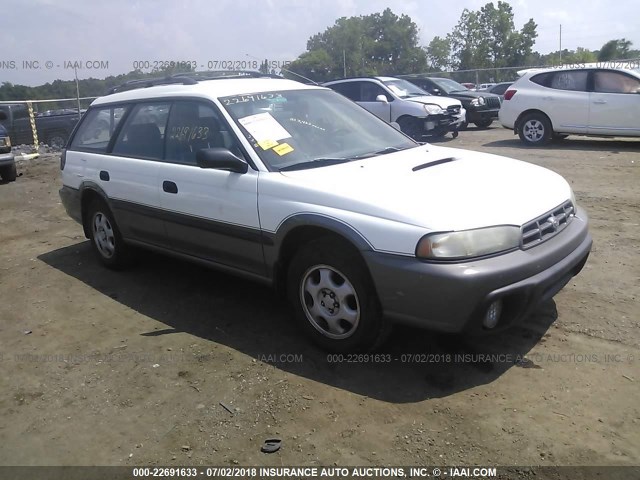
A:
[270,215,374,296]
[79,182,112,238]
[514,109,554,133]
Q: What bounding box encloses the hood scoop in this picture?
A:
[412,157,456,172]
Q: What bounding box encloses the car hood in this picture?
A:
[276,145,572,231]
[405,95,461,109]
[445,90,500,101]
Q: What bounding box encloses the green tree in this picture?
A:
[288,8,427,81]
[425,36,451,71]
[597,38,633,61]
[447,1,537,79]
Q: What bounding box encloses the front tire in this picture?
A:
[397,116,423,141]
[518,113,552,146]
[287,238,390,352]
[0,163,17,182]
[86,198,131,269]
[474,118,493,129]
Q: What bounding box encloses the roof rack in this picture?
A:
[106,70,284,95]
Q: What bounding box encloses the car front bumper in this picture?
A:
[465,107,500,123]
[0,152,14,167]
[363,207,592,333]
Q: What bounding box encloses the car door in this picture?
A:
[541,70,590,133]
[356,81,393,122]
[156,100,264,276]
[105,102,170,246]
[588,70,640,136]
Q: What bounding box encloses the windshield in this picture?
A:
[220,89,416,171]
[381,79,430,98]
[431,78,468,94]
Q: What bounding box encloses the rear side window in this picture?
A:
[329,82,361,101]
[112,103,170,160]
[549,71,588,91]
[594,71,640,93]
[530,72,552,87]
[70,106,127,152]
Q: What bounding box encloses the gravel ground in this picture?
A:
[0,127,638,476]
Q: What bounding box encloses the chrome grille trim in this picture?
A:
[486,97,501,109]
[521,200,575,249]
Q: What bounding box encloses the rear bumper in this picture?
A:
[363,207,592,333]
[59,185,83,224]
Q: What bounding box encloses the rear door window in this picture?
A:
[112,103,170,160]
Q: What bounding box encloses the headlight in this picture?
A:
[470,97,486,107]
[416,226,521,260]
[423,104,443,115]
[0,136,9,147]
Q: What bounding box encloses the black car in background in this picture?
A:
[399,76,502,129]
[0,111,16,182]
[486,82,513,100]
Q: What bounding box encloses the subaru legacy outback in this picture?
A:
[60,73,592,352]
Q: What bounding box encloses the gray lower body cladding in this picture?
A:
[363,208,591,333]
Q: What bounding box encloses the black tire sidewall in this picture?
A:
[1,163,17,182]
[287,239,388,352]
[474,118,493,128]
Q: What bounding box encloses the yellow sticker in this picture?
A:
[273,143,294,156]
[258,139,278,150]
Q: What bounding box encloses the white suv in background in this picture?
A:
[324,77,465,140]
[499,63,640,145]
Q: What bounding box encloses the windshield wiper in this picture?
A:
[279,157,353,171]
[353,146,413,159]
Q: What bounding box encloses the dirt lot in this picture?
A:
[0,127,638,473]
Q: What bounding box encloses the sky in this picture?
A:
[1,0,638,87]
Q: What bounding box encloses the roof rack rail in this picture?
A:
[106,76,198,95]
[106,70,284,95]
[172,70,284,80]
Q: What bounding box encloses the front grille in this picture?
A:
[485,97,501,109]
[521,200,574,249]
[447,105,461,114]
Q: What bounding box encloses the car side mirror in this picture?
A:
[375,94,389,104]
[196,148,248,173]
[431,88,441,95]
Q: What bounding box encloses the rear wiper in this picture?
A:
[279,157,352,171]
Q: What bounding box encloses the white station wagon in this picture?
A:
[60,73,592,352]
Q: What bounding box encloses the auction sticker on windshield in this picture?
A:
[238,112,291,142]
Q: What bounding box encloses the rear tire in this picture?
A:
[85,198,131,269]
[46,131,68,150]
[287,238,390,352]
[0,163,17,182]
[518,113,552,146]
